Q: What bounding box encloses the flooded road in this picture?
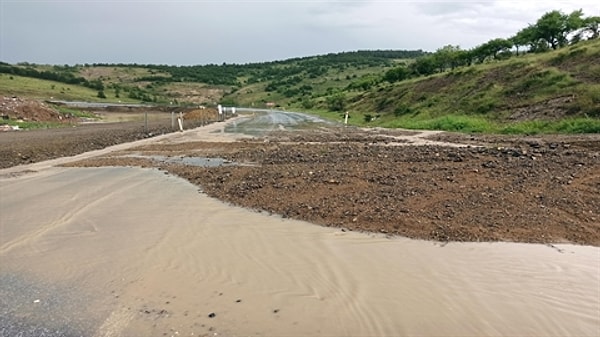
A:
[1,115,599,336]
[224,109,334,136]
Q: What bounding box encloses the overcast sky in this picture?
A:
[1,0,598,65]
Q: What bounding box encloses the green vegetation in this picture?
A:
[0,73,137,102]
[2,119,64,130]
[372,115,600,134]
[1,9,599,134]
[338,38,600,133]
[54,106,98,119]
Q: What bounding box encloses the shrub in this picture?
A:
[394,104,412,116]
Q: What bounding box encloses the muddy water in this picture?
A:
[1,167,598,337]
[224,109,334,135]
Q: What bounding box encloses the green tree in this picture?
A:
[97,90,106,99]
[384,66,409,83]
[455,49,474,67]
[511,27,531,55]
[409,56,437,76]
[473,38,513,62]
[326,93,346,112]
[512,25,539,53]
[432,45,462,71]
[535,10,584,49]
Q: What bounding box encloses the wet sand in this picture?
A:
[1,166,599,336]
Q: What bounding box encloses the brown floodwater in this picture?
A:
[1,166,598,337]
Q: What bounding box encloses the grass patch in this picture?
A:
[552,118,600,133]
[500,118,600,134]
[361,114,600,134]
[54,106,98,119]
[384,115,496,133]
[0,73,137,103]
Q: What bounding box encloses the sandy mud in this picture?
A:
[1,167,598,337]
[1,113,599,336]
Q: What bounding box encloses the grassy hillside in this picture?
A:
[2,42,599,133]
[0,50,422,107]
[294,39,600,134]
[0,73,131,102]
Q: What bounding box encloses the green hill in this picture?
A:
[1,38,599,134]
[0,50,424,107]
[318,39,600,134]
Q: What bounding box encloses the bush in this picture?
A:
[326,93,346,112]
[394,105,412,116]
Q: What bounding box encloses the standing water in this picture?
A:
[1,167,598,336]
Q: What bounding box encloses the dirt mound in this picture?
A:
[0,96,74,123]
[183,108,219,121]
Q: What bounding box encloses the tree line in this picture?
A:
[384,9,600,82]
[0,62,105,90]
[1,48,428,92]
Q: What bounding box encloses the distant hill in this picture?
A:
[1,41,599,133]
[0,49,426,106]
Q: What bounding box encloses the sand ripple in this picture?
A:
[1,167,598,336]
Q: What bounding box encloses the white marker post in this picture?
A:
[218,104,223,121]
[231,107,236,115]
[178,111,183,132]
[344,111,349,125]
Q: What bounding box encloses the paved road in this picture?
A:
[224,109,336,136]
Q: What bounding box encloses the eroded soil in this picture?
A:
[47,125,600,246]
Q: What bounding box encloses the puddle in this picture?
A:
[124,154,236,167]
[221,109,335,136]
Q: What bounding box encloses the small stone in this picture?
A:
[208,312,216,318]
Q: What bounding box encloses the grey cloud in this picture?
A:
[1,0,599,65]
[415,1,491,16]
